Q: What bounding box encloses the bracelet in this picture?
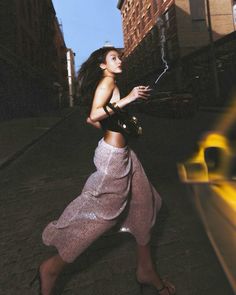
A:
[103,105,110,116]
[103,102,120,116]
[107,102,119,109]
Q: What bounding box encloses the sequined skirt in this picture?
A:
[42,138,162,262]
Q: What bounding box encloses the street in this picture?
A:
[0,108,234,295]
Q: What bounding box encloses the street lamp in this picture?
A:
[103,41,114,47]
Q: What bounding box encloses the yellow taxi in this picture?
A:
[178,109,236,293]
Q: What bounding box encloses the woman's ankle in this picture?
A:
[136,266,166,290]
[40,258,59,277]
[136,266,156,283]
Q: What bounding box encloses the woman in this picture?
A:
[31,47,175,295]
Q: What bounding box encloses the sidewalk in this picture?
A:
[0,106,78,169]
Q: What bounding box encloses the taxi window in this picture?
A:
[227,122,236,179]
[227,122,236,144]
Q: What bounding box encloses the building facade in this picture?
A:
[0,0,68,120]
[53,17,69,109]
[117,0,236,104]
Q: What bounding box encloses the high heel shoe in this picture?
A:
[29,268,42,295]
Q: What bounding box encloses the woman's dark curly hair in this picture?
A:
[77,47,119,109]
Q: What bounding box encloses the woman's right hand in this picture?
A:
[128,86,152,102]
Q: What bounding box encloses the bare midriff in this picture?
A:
[104,130,127,148]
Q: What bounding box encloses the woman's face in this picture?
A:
[100,50,122,75]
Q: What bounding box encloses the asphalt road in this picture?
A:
[0,108,234,295]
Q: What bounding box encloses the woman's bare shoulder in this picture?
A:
[98,76,115,89]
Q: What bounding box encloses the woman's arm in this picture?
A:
[86,117,102,129]
[89,77,151,122]
[89,77,116,122]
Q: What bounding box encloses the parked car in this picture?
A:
[178,118,236,294]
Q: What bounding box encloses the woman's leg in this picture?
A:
[40,254,67,295]
[136,243,175,295]
[39,142,131,294]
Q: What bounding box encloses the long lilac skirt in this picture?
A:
[42,138,162,262]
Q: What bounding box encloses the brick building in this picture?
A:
[0,0,68,120]
[117,0,235,95]
[53,17,69,108]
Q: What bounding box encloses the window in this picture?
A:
[136,4,139,18]
[137,22,141,35]
[153,0,158,12]
[132,11,135,23]
[189,0,207,32]
[147,6,152,22]
[190,0,207,32]
[189,0,206,20]
[139,0,143,9]
[141,16,145,30]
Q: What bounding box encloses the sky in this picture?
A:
[52,0,124,71]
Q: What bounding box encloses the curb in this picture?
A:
[0,107,78,171]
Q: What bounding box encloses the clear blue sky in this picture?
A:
[52,0,124,71]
